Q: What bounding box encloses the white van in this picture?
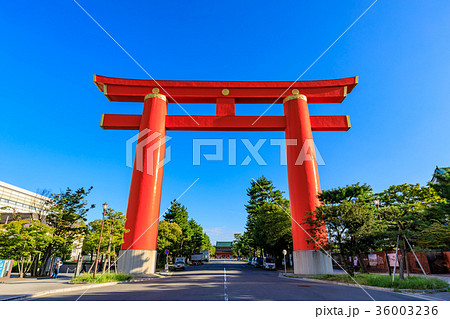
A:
[263,257,276,270]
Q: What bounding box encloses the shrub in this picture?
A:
[72,273,133,284]
[308,274,448,290]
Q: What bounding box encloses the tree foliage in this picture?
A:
[0,220,53,277]
[376,183,443,279]
[82,208,128,273]
[304,183,382,275]
[234,176,292,264]
[160,199,212,262]
[38,187,95,276]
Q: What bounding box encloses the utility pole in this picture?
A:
[93,202,108,279]
[107,213,115,274]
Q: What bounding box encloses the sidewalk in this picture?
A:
[0,274,76,301]
[0,272,170,301]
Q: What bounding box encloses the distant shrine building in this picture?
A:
[215,241,234,258]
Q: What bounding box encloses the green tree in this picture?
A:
[415,222,450,250]
[0,220,53,277]
[201,233,212,252]
[187,219,204,255]
[38,187,95,276]
[244,176,284,256]
[157,220,182,266]
[304,183,382,275]
[162,199,212,259]
[377,183,442,279]
[164,199,192,257]
[253,200,293,263]
[233,232,252,258]
[82,209,127,273]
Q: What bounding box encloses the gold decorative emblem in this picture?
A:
[144,93,167,102]
[222,89,230,96]
[152,87,160,93]
[292,89,299,94]
[283,94,307,104]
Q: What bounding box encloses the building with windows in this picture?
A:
[0,180,51,223]
[215,241,234,258]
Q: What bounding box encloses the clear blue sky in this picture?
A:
[1,1,449,244]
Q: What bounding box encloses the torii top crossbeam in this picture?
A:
[94,75,357,104]
[95,75,357,132]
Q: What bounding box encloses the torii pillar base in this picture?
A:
[293,250,333,275]
[117,250,157,276]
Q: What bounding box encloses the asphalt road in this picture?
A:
[33,260,425,301]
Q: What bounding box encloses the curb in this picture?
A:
[279,273,448,298]
[1,274,171,301]
[278,273,395,292]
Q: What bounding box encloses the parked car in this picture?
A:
[175,257,186,263]
[173,256,186,270]
[174,260,185,270]
[263,257,276,270]
[254,257,263,268]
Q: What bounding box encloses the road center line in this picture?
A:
[224,267,228,301]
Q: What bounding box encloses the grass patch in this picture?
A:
[72,273,133,284]
[308,274,449,290]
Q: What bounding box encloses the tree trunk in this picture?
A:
[405,243,410,278]
[385,251,392,276]
[31,253,40,277]
[38,244,54,276]
[399,246,406,280]
[358,253,369,274]
[18,257,24,278]
[340,253,353,276]
[87,261,95,273]
[25,256,34,275]
[102,254,107,273]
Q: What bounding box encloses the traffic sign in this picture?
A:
[164,249,170,255]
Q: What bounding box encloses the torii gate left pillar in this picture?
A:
[117,93,167,274]
[94,75,358,276]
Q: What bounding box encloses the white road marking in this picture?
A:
[224,267,228,301]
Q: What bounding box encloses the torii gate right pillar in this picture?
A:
[283,94,333,275]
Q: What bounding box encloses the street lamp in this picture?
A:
[93,202,108,279]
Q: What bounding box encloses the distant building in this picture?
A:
[215,241,233,258]
[0,180,51,223]
[0,180,82,261]
[431,166,449,184]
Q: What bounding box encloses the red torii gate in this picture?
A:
[94,74,357,275]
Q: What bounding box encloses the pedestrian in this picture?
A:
[50,262,56,278]
[53,260,63,278]
[81,261,87,273]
